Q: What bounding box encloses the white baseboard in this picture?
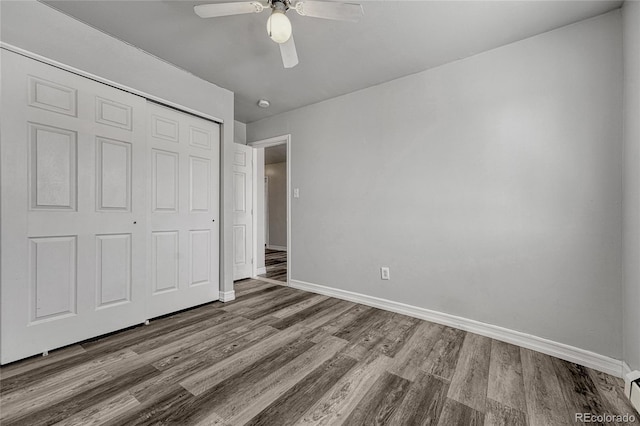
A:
[219,290,236,303]
[266,245,287,251]
[290,279,623,378]
[255,267,267,275]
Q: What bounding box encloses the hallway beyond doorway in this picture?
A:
[259,248,287,282]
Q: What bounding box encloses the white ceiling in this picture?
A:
[41,0,622,123]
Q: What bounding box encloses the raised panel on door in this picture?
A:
[96,234,131,308]
[29,123,77,211]
[233,225,247,265]
[152,231,179,294]
[96,137,131,211]
[152,149,179,212]
[189,125,212,150]
[189,230,211,287]
[147,102,220,318]
[1,50,147,364]
[95,96,132,130]
[29,236,77,322]
[190,156,210,212]
[28,75,77,116]
[151,114,179,143]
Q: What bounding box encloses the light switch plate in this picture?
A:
[380,267,390,280]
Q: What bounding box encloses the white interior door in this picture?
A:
[147,102,220,318]
[0,50,147,364]
[233,144,254,280]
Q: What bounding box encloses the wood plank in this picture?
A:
[128,311,243,354]
[234,279,276,297]
[333,307,386,341]
[552,357,616,421]
[421,326,466,381]
[218,285,286,311]
[5,364,160,426]
[299,351,392,425]
[54,391,140,426]
[587,368,640,419]
[0,368,113,423]
[313,303,366,333]
[270,297,344,330]
[292,299,356,331]
[133,324,279,402]
[102,385,193,426]
[180,323,317,396]
[447,333,491,412]
[388,371,449,426]
[373,313,421,358]
[181,338,316,423]
[243,354,358,426]
[222,335,349,424]
[484,398,527,426]
[242,292,319,321]
[272,294,329,318]
[521,348,572,426]
[0,347,139,396]
[0,344,87,380]
[389,321,444,381]
[487,340,527,412]
[113,339,317,425]
[437,398,484,426]
[80,303,224,354]
[342,371,411,425]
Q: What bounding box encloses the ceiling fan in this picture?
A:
[194,0,364,68]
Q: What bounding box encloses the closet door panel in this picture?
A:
[0,50,147,364]
[147,102,220,318]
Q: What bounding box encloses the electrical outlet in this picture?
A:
[293,188,300,198]
[380,267,390,280]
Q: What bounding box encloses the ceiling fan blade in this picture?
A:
[194,2,265,18]
[279,35,299,69]
[293,1,363,22]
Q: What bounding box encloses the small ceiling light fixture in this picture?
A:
[257,99,270,108]
[266,2,292,44]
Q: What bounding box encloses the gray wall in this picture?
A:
[266,162,287,249]
[248,12,624,358]
[623,0,640,372]
[234,121,247,145]
[1,0,236,295]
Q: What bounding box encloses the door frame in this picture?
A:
[248,134,291,285]
[264,176,270,248]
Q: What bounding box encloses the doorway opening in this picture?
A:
[249,135,291,285]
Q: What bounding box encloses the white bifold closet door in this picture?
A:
[147,102,220,318]
[0,50,147,364]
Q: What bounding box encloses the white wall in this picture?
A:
[234,121,247,145]
[266,162,287,249]
[0,1,236,295]
[623,0,640,372]
[248,11,624,358]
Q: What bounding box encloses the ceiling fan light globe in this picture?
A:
[267,10,292,44]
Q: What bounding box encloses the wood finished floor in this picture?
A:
[1,278,638,426]
[258,249,287,282]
